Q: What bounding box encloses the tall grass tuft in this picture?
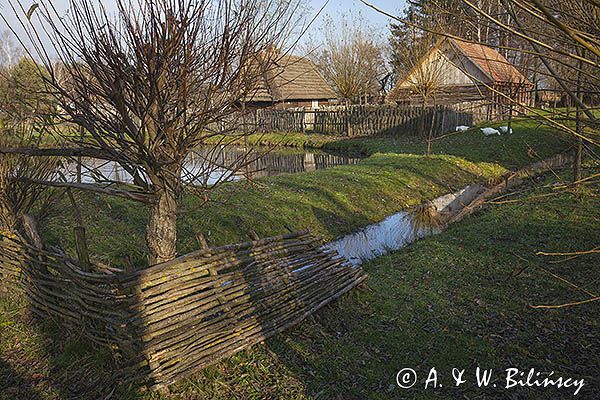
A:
[409,200,444,238]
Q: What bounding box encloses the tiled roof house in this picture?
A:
[388,38,533,118]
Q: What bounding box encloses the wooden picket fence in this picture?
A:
[254,104,477,136]
[0,228,366,389]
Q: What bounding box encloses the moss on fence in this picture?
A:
[0,229,366,391]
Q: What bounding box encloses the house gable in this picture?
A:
[388,38,531,105]
[396,46,491,89]
[439,41,493,85]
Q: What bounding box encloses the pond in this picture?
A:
[61,147,363,186]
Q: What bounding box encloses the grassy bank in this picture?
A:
[41,153,505,267]
[0,117,584,399]
[322,119,569,169]
[205,119,568,162]
[203,131,345,150]
[39,118,569,267]
[2,165,598,399]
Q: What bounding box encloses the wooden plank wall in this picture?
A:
[255,105,475,137]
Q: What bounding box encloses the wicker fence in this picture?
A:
[254,104,477,136]
[0,228,366,388]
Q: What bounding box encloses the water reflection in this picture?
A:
[325,185,485,265]
[61,147,362,186]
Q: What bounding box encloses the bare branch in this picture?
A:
[530,296,600,309]
[0,146,117,160]
[19,177,154,203]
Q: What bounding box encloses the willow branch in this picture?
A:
[19,178,154,203]
[0,147,118,160]
[530,296,600,309]
[537,248,600,257]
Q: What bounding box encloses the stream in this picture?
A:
[326,185,485,266]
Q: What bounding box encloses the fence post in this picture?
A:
[66,189,91,271]
[73,227,90,271]
[346,109,352,136]
[254,103,478,139]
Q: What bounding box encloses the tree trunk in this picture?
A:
[426,108,435,156]
[147,187,178,265]
[573,48,585,185]
[573,137,583,183]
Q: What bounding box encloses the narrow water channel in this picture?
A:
[326,185,485,266]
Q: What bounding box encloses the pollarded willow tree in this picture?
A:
[0,0,306,264]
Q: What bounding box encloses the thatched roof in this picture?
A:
[247,55,337,103]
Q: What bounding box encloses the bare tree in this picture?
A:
[365,0,599,153]
[0,125,59,232]
[306,12,388,104]
[459,0,600,176]
[393,31,446,154]
[1,0,305,264]
[0,29,23,67]
[362,0,600,309]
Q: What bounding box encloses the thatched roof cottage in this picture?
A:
[244,54,337,110]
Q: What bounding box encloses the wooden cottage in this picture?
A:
[388,38,533,119]
[244,54,337,110]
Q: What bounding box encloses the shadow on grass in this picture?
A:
[0,359,47,400]
[4,172,599,399]
[0,306,112,399]
[259,196,600,399]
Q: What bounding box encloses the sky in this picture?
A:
[307,0,405,37]
[0,0,406,49]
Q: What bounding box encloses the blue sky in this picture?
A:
[0,0,406,31]
[307,0,405,35]
[0,0,406,48]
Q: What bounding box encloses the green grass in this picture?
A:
[2,166,598,399]
[0,116,586,398]
[38,118,569,267]
[249,167,599,400]
[323,118,569,169]
[205,118,569,165]
[202,131,346,150]
[0,293,119,400]
[40,153,505,267]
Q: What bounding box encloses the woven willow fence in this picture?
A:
[0,229,366,388]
